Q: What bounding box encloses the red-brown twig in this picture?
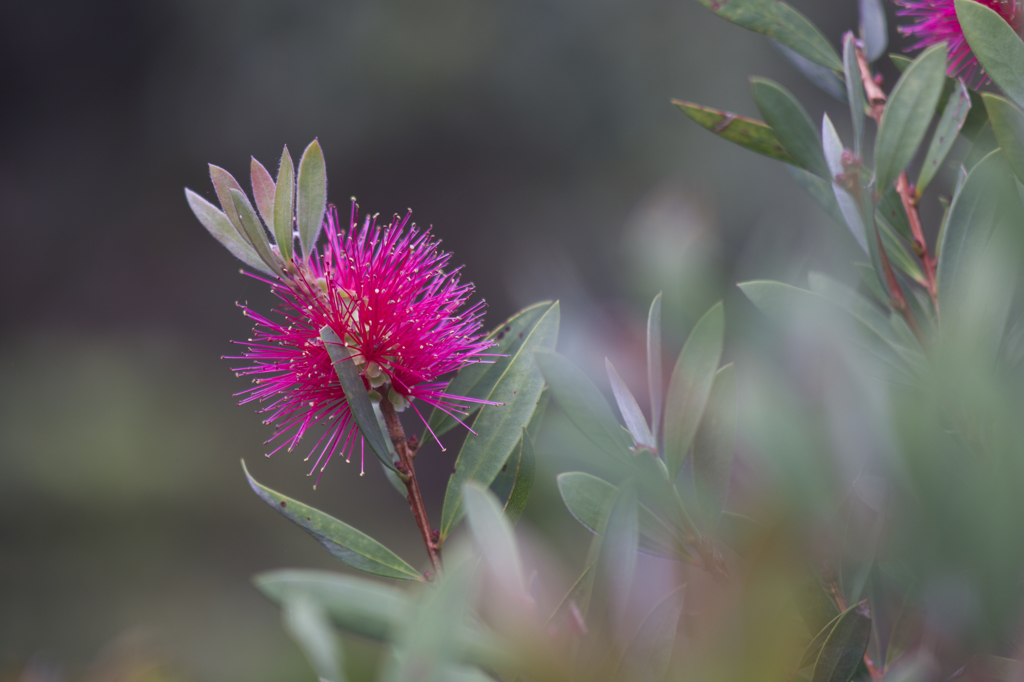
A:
[380,397,443,578]
[896,172,939,312]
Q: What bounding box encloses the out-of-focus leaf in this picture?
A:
[957,0,1024,108]
[184,189,273,275]
[874,43,948,194]
[984,93,1024,182]
[937,150,1012,309]
[647,293,663,444]
[557,472,692,562]
[717,511,762,555]
[885,652,937,682]
[535,349,633,463]
[297,139,327,259]
[776,41,847,103]
[877,214,926,285]
[787,165,852,238]
[859,0,888,62]
[273,145,295,263]
[424,301,555,445]
[844,34,866,156]
[672,100,795,164]
[855,262,888,304]
[320,326,396,471]
[283,593,347,682]
[822,113,869,252]
[229,188,281,275]
[664,302,725,479]
[751,77,830,178]
[255,570,410,642]
[242,461,420,580]
[799,610,843,669]
[613,585,686,682]
[440,304,560,539]
[962,89,990,141]
[877,185,912,242]
[918,81,972,196]
[692,364,737,525]
[597,483,639,615]
[965,120,1000,168]
[694,0,843,71]
[811,600,872,682]
[606,358,655,449]
[250,157,276,232]
[464,482,524,592]
[797,577,841,646]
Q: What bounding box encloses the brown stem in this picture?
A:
[875,225,926,344]
[379,396,443,578]
[896,172,940,315]
[855,43,887,124]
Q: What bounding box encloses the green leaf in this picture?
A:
[957,0,1024,108]
[859,0,888,62]
[255,569,411,642]
[877,185,913,242]
[597,483,639,609]
[534,349,633,463]
[647,292,664,446]
[717,511,762,555]
[672,100,795,164]
[320,326,397,472]
[664,302,725,479]
[613,585,686,682]
[775,41,848,103]
[937,150,1012,309]
[424,301,555,445]
[798,609,844,669]
[556,472,692,562]
[498,429,536,524]
[229,188,282,275]
[962,88,990,141]
[184,188,273,276]
[855,261,888,305]
[694,0,842,71]
[606,358,655,450]
[890,53,912,72]
[282,593,347,682]
[844,33,866,157]
[440,303,560,539]
[751,77,830,178]
[297,139,327,259]
[877,214,926,285]
[274,145,295,263]
[874,43,948,194]
[692,363,737,525]
[242,461,420,580]
[984,93,1024,183]
[463,482,524,592]
[918,81,972,196]
[208,164,248,239]
[821,113,869,253]
[811,600,872,682]
[250,157,276,232]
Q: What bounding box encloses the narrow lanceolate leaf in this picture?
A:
[613,585,686,682]
[751,77,830,178]
[647,293,664,447]
[984,93,1024,182]
[956,0,1024,109]
[878,185,913,242]
[692,364,737,525]
[606,358,655,450]
[597,484,640,614]
[534,349,634,463]
[209,164,248,239]
[874,43,948,194]
[664,302,725,479]
[297,139,327,259]
[440,303,560,540]
[822,113,869,253]
[250,157,276,231]
[184,189,274,276]
[918,81,972,196]
[858,0,888,62]
[811,600,872,682]
[320,326,397,471]
[844,33,866,157]
[937,150,1012,308]
[243,461,420,580]
[283,593,348,682]
[424,301,555,445]
[775,41,847,103]
[229,188,281,275]
[557,472,692,562]
[694,0,843,71]
[274,145,295,263]
[672,100,795,164]
[463,482,524,593]
[500,429,536,524]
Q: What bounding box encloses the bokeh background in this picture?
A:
[0,0,907,679]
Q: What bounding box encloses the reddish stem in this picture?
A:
[896,172,939,315]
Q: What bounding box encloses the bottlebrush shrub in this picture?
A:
[183,0,1024,676]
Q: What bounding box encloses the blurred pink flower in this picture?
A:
[232,203,495,484]
[894,0,1023,84]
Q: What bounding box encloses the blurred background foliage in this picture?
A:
[0,0,929,680]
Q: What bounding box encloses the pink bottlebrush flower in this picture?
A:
[231,202,496,484]
[893,0,1023,85]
